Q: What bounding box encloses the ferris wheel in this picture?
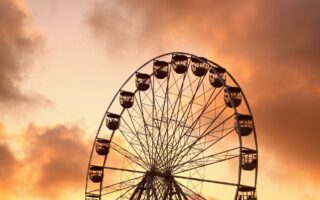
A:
[85,52,258,200]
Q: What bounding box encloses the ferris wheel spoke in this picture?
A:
[151,94,166,129]
[202,80,207,104]
[168,93,221,152]
[173,146,240,171]
[129,107,157,134]
[170,109,233,168]
[191,126,235,146]
[100,176,143,195]
[175,73,219,131]
[168,72,197,156]
[154,67,174,167]
[185,85,223,125]
[101,184,135,196]
[120,116,152,166]
[152,69,185,166]
[104,166,146,174]
[140,80,163,129]
[185,103,226,126]
[159,74,206,168]
[182,72,197,93]
[143,94,161,128]
[167,73,196,142]
[175,154,239,175]
[88,175,141,193]
[183,94,223,123]
[150,74,164,165]
[157,85,222,169]
[168,84,216,117]
[179,121,234,155]
[199,112,235,141]
[173,175,239,187]
[159,70,188,169]
[172,73,205,137]
[185,87,223,124]
[136,91,154,124]
[187,127,236,161]
[126,115,152,166]
[114,185,136,200]
[173,146,240,174]
[169,69,186,91]
[157,68,180,167]
[181,104,227,143]
[170,71,189,124]
[175,180,206,200]
[110,142,148,170]
[134,91,156,164]
[168,102,227,167]
[202,103,227,117]
[132,84,162,131]
[130,94,158,163]
[194,86,215,102]
[170,117,234,169]
[118,127,151,167]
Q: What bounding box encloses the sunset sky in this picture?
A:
[0,0,319,199]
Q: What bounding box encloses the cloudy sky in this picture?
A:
[0,0,319,199]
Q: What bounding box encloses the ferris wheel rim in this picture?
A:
[85,52,258,200]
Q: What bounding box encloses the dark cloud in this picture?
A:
[0,0,46,106]
[86,0,320,182]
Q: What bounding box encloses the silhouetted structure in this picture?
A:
[85,52,258,200]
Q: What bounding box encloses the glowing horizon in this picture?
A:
[0,0,319,199]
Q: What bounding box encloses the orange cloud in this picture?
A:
[0,0,49,109]
[24,124,89,198]
[0,123,90,199]
[0,143,19,199]
[86,0,320,186]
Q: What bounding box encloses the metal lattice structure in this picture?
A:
[85,52,258,200]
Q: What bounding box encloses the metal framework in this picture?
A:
[85,52,258,200]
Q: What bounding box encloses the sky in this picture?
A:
[0,0,319,199]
